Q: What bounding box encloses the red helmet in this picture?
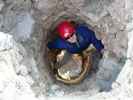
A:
[57,21,76,39]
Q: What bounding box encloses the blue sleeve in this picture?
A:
[47,38,81,53]
[47,38,67,49]
[76,25,104,52]
[90,30,104,52]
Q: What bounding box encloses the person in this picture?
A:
[47,20,104,58]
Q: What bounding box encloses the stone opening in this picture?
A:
[0,0,129,99]
[45,15,102,83]
[39,13,126,96]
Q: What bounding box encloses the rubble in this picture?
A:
[0,0,132,100]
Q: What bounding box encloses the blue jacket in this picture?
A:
[47,25,104,54]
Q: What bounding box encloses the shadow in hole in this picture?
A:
[83,51,102,81]
[44,20,106,97]
[46,18,103,84]
[91,51,103,72]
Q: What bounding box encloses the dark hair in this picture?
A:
[70,20,78,27]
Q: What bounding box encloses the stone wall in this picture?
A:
[0,0,131,100]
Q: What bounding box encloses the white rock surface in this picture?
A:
[0,32,46,100]
[11,13,35,41]
[0,32,14,51]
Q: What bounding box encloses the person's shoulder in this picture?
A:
[54,37,66,43]
[76,24,94,32]
[76,24,95,36]
[76,24,88,30]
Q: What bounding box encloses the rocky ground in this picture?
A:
[0,0,132,100]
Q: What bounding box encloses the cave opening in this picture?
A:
[39,14,126,96]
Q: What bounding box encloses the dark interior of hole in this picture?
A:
[44,15,103,84]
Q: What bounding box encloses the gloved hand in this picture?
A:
[57,50,66,62]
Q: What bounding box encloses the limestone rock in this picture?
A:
[0,32,14,51]
[0,0,132,99]
[11,13,35,41]
[0,32,40,100]
[0,0,4,11]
